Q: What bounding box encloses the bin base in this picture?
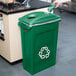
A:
[23,61,56,75]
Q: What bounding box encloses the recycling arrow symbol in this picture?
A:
[38,46,50,60]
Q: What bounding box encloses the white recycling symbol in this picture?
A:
[38,46,50,60]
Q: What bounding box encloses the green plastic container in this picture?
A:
[18,12,61,75]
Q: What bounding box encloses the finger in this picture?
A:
[55,3,60,8]
[52,2,60,8]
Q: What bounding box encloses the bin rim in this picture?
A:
[19,18,61,27]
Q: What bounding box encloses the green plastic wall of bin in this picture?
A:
[18,12,61,75]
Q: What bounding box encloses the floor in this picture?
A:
[0,10,76,76]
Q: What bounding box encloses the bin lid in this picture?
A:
[19,12,61,27]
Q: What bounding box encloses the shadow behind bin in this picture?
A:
[18,12,61,75]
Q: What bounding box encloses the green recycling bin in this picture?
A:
[18,11,61,75]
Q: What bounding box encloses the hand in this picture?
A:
[52,2,60,8]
